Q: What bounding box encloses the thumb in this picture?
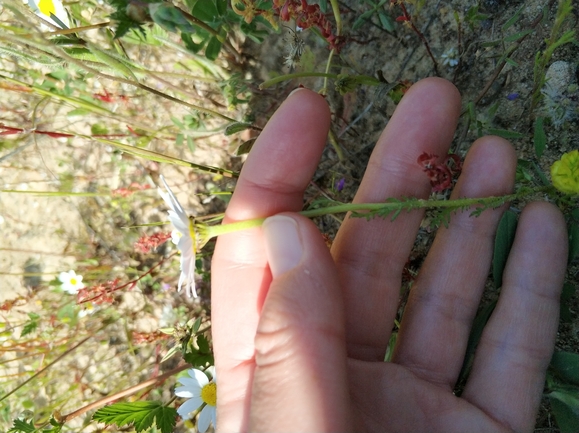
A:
[249,214,352,433]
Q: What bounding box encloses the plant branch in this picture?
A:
[60,363,191,423]
[0,324,108,404]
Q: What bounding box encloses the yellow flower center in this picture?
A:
[70,278,77,285]
[201,382,216,407]
[188,216,197,254]
[38,0,56,16]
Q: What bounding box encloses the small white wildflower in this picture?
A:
[175,368,217,433]
[26,0,70,29]
[58,270,84,294]
[441,47,459,68]
[78,302,97,318]
[158,175,197,298]
[284,27,305,69]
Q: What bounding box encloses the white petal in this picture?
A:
[188,368,209,386]
[175,386,197,398]
[177,397,202,420]
[168,210,189,232]
[206,366,216,381]
[177,377,202,392]
[159,176,186,216]
[198,406,215,433]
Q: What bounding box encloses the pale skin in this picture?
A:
[211,77,568,433]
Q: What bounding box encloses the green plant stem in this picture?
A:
[260,72,337,89]
[321,0,342,94]
[0,33,240,124]
[201,190,547,242]
[321,49,336,96]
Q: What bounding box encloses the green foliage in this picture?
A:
[533,116,547,158]
[560,282,576,323]
[93,401,177,433]
[464,5,490,30]
[492,210,517,289]
[7,417,62,433]
[184,334,214,368]
[353,0,394,32]
[467,102,524,140]
[106,0,156,38]
[532,0,577,111]
[455,301,497,394]
[225,122,253,135]
[150,3,196,34]
[20,313,40,338]
[547,351,579,433]
[8,419,36,433]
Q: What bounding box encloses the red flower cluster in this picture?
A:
[274,0,341,50]
[77,278,124,305]
[131,330,170,344]
[134,232,172,254]
[417,152,463,192]
[112,182,152,198]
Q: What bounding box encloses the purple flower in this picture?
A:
[507,93,519,101]
[335,178,345,192]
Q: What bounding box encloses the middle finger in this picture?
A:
[331,77,462,361]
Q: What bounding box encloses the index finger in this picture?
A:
[211,89,331,433]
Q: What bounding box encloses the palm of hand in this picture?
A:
[211,79,567,433]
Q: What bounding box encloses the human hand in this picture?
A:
[211,78,568,433]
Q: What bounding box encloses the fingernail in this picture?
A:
[287,87,306,98]
[263,215,303,277]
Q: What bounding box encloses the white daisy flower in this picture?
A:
[58,270,85,294]
[158,175,197,298]
[175,368,217,433]
[25,0,70,29]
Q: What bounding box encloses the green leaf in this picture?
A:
[493,210,517,289]
[225,122,252,135]
[21,313,40,338]
[8,419,36,433]
[551,351,579,386]
[205,36,222,60]
[215,0,227,16]
[502,3,525,31]
[455,301,497,392]
[192,0,219,22]
[93,401,177,433]
[186,135,195,153]
[181,32,205,54]
[485,128,524,139]
[503,29,534,42]
[378,11,395,31]
[534,116,546,158]
[560,282,576,323]
[504,56,519,67]
[549,388,579,433]
[236,138,256,155]
[352,10,374,30]
[150,3,196,34]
